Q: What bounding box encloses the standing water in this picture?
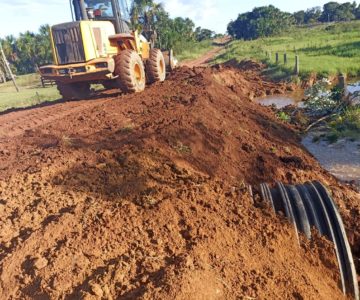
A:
[257,90,360,188]
[256,90,304,108]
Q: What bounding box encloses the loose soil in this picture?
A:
[0,62,359,299]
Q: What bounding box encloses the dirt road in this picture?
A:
[180,37,231,68]
[180,46,224,68]
[0,97,113,140]
[0,62,359,299]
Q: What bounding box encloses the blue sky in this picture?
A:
[0,0,356,37]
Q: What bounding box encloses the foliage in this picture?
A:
[195,27,215,41]
[304,80,341,116]
[229,2,360,39]
[327,107,360,141]
[227,6,295,40]
[319,2,357,22]
[303,7,322,24]
[215,21,360,80]
[332,106,360,130]
[129,0,215,56]
[0,25,52,75]
[277,111,291,122]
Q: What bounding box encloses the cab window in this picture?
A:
[85,0,114,17]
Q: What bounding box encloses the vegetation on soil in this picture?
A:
[304,81,342,115]
[303,82,360,142]
[216,21,360,79]
[327,107,360,141]
[228,2,360,40]
[175,40,214,61]
[0,74,59,112]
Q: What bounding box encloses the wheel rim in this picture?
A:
[134,63,142,83]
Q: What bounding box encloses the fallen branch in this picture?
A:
[304,113,337,132]
[304,102,347,132]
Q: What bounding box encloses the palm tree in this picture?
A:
[130,0,164,31]
[130,0,164,47]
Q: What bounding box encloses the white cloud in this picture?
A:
[158,0,224,32]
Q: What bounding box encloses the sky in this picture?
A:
[0,0,356,37]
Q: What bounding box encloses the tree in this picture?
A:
[294,10,306,25]
[227,6,295,40]
[195,27,215,41]
[336,2,356,21]
[129,1,206,53]
[130,0,163,32]
[320,2,356,22]
[304,7,322,24]
[320,2,340,22]
[0,25,51,75]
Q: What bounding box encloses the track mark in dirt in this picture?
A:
[0,98,113,139]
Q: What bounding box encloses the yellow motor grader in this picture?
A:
[39,0,176,99]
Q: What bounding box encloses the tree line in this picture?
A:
[228,1,360,40]
[0,0,216,76]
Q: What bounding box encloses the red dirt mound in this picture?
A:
[0,64,358,299]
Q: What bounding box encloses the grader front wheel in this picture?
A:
[147,49,166,83]
[114,50,146,93]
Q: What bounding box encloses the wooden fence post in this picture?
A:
[0,41,19,92]
[294,55,300,75]
[284,53,287,65]
[0,68,5,83]
[275,53,279,64]
[338,73,347,97]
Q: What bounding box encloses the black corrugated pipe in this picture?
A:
[258,181,359,300]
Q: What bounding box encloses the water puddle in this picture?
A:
[346,80,360,94]
[256,90,304,109]
[257,89,359,189]
[302,133,360,188]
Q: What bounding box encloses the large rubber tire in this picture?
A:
[114,50,146,93]
[146,49,166,84]
[57,82,90,100]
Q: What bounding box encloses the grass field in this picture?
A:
[215,21,360,80]
[0,74,60,112]
[176,40,214,61]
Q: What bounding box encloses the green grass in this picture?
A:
[176,40,214,61]
[214,21,360,80]
[327,106,360,141]
[0,73,60,112]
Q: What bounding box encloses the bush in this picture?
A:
[331,107,360,131]
[304,80,341,116]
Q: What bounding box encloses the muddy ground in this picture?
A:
[0,62,359,299]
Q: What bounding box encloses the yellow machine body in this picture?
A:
[40,20,150,83]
